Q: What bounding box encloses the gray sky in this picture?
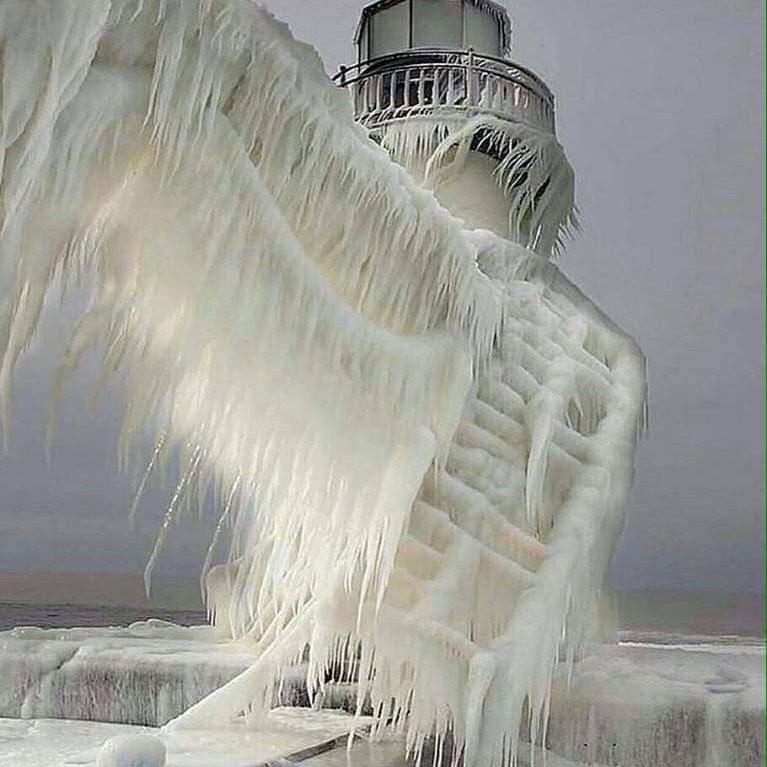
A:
[0,0,763,596]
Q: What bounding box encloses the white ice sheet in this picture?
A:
[0,708,368,767]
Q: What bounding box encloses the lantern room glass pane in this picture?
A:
[465,4,501,56]
[370,1,409,58]
[413,0,463,49]
[357,21,370,62]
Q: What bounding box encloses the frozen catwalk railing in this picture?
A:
[335,49,556,135]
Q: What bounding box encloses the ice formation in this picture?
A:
[0,2,645,766]
[3,624,763,767]
[378,116,577,257]
[97,734,166,767]
[0,622,258,725]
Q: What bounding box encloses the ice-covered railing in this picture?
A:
[335,50,556,137]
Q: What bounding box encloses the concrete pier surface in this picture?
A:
[0,621,763,766]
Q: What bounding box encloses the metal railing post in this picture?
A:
[467,47,475,104]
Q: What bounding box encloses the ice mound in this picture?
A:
[97,734,166,767]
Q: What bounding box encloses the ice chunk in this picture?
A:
[97,734,166,767]
[0,718,155,767]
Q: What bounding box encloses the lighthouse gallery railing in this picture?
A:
[334,49,556,135]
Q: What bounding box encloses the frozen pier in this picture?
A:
[545,637,765,767]
[0,623,762,766]
[0,622,254,725]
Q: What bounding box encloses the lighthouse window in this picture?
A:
[465,4,501,56]
[413,0,463,50]
[369,0,409,58]
[358,22,370,62]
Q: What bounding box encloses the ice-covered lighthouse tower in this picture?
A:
[337,0,575,255]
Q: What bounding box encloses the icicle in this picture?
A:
[129,432,167,526]
[378,117,578,258]
[144,445,202,595]
[200,474,241,592]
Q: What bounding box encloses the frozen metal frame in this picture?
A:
[335,48,556,136]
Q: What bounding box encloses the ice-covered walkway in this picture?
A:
[0,708,370,767]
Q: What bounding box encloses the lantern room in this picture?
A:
[354,0,512,62]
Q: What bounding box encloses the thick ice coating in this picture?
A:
[0,2,645,766]
[97,734,166,767]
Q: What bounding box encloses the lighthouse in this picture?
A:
[337,0,575,256]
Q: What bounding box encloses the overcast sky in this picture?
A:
[0,0,763,596]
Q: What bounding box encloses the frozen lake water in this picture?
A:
[0,602,206,631]
[2,571,761,633]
